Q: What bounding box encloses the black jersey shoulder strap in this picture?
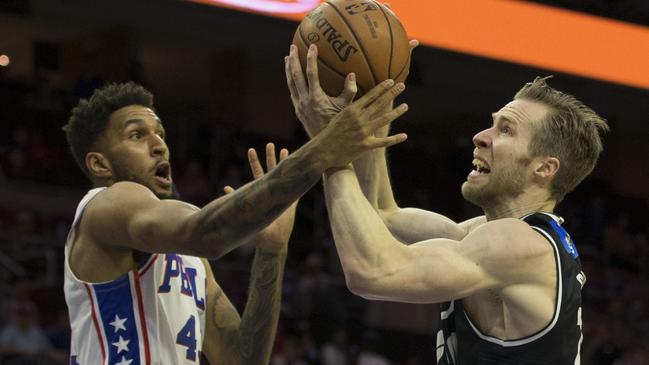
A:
[521,212,579,260]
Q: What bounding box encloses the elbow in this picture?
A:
[378,206,399,224]
[344,269,378,299]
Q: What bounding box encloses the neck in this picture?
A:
[483,191,556,221]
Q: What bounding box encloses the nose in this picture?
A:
[151,135,168,157]
[472,128,491,149]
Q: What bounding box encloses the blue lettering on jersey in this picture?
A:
[158,254,206,309]
[185,267,206,310]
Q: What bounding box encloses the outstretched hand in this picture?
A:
[224,143,298,251]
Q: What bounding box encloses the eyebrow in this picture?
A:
[491,113,518,126]
[122,118,163,132]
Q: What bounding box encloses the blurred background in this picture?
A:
[0,0,648,364]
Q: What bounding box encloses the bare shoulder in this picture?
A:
[463,218,555,283]
[70,182,156,281]
[468,218,552,253]
[458,215,487,235]
[88,181,157,209]
[80,182,159,246]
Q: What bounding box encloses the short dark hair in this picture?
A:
[63,82,154,177]
[515,76,609,202]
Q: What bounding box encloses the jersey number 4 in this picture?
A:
[177,315,197,361]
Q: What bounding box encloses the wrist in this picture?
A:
[255,244,288,256]
[324,164,354,177]
[301,134,335,173]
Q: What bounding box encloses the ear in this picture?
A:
[85,152,113,180]
[534,156,560,179]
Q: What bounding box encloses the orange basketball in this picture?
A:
[293,0,410,97]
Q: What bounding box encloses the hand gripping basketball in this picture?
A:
[286,44,357,138]
[315,79,409,168]
[286,40,418,139]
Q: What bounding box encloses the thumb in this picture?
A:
[223,186,235,194]
[337,73,357,106]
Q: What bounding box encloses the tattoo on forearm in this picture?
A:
[210,287,240,331]
[214,248,286,364]
[193,153,321,253]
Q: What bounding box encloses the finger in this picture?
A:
[285,56,301,106]
[338,73,358,105]
[279,148,289,161]
[356,79,395,109]
[247,148,265,179]
[266,143,277,170]
[223,186,235,194]
[363,82,406,116]
[409,39,420,50]
[306,44,322,95]
[369,102,409,130]
[367,133,408,149]
[288,44,309,98]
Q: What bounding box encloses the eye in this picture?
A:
[500,125,512,135]
[157,131,166,140]
[129,131,142,140]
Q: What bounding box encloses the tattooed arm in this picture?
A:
[203,145,294,364]
[83,80,408,260]
[202,248,286,365]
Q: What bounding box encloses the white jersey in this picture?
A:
[64,188,208,365]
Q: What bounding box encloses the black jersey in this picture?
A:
[436,212,586,365]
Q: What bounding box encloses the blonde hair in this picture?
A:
[515,76,609,202]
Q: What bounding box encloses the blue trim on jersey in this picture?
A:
[548,218,579,259]
[92,275,142,365]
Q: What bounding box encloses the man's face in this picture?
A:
[461,98,550,208]
[101,105,175,199]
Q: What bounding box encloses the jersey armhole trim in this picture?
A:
[462,225,563,347]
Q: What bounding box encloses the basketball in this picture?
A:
[292,0,410,97]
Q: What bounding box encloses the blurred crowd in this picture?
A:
[1,64,648,365]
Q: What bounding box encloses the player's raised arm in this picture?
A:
[76,78,408,260]
[322,165,551,304]
[203,144,295,364]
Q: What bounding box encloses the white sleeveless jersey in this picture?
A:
[64,188,208,365]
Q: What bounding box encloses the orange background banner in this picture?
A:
[190,0,649,90]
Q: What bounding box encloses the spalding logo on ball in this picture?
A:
[293,0,410,97]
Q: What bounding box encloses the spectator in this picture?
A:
[321,327,351,365]
[357,331,391,365]
[271,334,308,365]
[0,301,50,365]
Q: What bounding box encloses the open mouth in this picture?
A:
[154,162,172,185]
[472,158,491,175]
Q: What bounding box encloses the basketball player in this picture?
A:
[62,81,407,364]
[285,44,608,364]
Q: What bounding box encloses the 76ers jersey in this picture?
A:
[64,188,208,365]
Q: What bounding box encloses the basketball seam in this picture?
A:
[376,2,394,79]
[393,49,410,81]
[325,1,378,86]
[298,27,366,95]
